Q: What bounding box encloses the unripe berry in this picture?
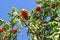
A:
[2,28,8,31]
[3,34,9,39]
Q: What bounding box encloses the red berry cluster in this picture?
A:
[0,28,17,34]
[36,16,39,20]
[35,5,41,11]
[12,29,17,34]
[39,21,44,25]
[51,3,55,9]
[21,9,28,19]
[0,28,3,33]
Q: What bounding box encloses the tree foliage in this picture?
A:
[0,0,60,40]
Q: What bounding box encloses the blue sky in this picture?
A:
[0,0,37,20]
[0,0,37,40]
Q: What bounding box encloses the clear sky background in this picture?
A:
[0,0,37,40]
[0,0,51,40]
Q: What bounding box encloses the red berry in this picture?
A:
[39,21,44,25]
[0,28,3,32]
[21,9,28,19]
[12,29,17,34]
[51,3,55,9]
[35,5,41,11]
